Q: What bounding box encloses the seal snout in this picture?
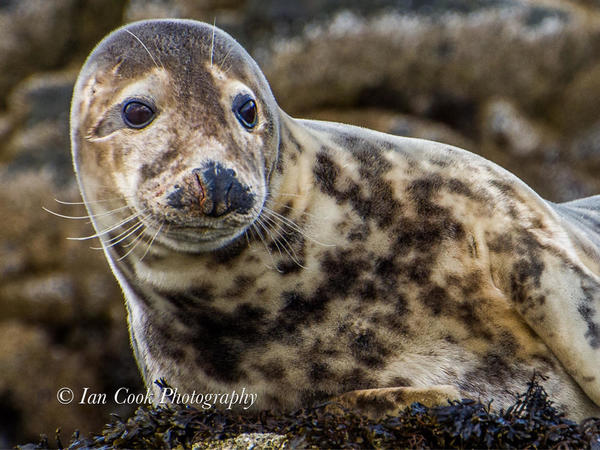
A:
[166,161,255,218]
[196,161,255,217]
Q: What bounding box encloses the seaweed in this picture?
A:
[20,376,600,449]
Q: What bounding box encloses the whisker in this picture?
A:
[250,221,280,272]
[210,18,216,67]
[91,217,147,250]
[267,198,322,221]
[140,222,164,261]
[260,213,306,268]
[124,29,163,70]
[122,215,163,248]
[67,209,144,241]
[262,206,335,248]
[256,215,284,259]
[117,229,147,260]
[218,45,234,73]
[52,196,133,206]
[43,203,131,221]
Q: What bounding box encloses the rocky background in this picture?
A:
[2,0,600,446]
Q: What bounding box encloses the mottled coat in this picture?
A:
[71,19,600,420]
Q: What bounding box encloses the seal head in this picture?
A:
[71,19,280,253]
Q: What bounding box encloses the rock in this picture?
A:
[0,321,97,448]
[556,62,600,134]
[481,98,550,158]
[193,432,288,449]
[1,71,76,184]
[0,70,142,444]
[0,0,126,108]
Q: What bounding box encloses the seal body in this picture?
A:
[71,19,600,420]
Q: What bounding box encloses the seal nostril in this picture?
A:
[194,172,206,207]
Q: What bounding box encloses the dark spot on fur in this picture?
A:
[430,157,450,168]
[309,362,332,382]
[224,275,256,298]
[350,329,389,369]
[313,148,401,228]
[423,285,451,316]
[387,377,412,387]
[401,258,432,283]
[274,290,327,335]
[354,393,396,413]
[275,153,284,174]
[210,235,249,265]
[407,174,445,216]
[284,125,303,154]
[577,303,600,348]
[511,259,544,303]
[462,270,483,296]
[461,352,515,395]
[489,179,515,195]
[150,322,186,363]
[160,285,214,308]
[300,389,331,406]
[172,302,268,383]
[488,233,514,253]
[456,301,493,340]
[348,223,370,241]
[447,178,471,196]
[254,360,286,381]
[339,368,375,392]
[313,150,339,197]
[320,249,371,297]
[140,147,178,182]
[358,280,377,301]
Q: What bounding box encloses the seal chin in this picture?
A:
[151,223,250,253]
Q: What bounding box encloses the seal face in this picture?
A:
[71,19,600,420]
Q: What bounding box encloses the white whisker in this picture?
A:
[256,215,283,259]
[53,196,131,206]
[91,217,147,250]
[140,222,164,261]
[260,213,306,268]
[218,45,234,72]
[250,221,280,271]
[43,203,131,221]
[67,210,144,241]
[124,29,163,70]
[262,206,335,248]
[117,229,146,260]
[210,18,216,67]
[268,198,322,220]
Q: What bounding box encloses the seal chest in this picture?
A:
[71,19,600,420]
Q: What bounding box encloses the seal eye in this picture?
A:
[233,95,258,130]
[122,100,155,129]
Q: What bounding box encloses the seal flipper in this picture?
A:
[497,196,600,410]
[329,386,461,418]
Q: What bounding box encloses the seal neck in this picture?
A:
[267,111,321,218]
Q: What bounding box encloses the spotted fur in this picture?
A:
[70,19,600,420]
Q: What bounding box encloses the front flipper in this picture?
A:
[330,385,461,418]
